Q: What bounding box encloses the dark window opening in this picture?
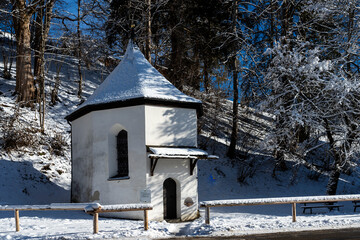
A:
[115,130,129,178]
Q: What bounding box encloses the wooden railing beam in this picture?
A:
[200,194,360,225]
[1,203,153,234]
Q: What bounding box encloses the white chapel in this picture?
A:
[65,41,215,221]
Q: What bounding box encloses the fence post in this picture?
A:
[205,206,210,225]
[292,203,296,222]
[93,212,99,234]
[144,210,149,230]
[15,209,20,232]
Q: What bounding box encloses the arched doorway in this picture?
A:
[163,178,177,219]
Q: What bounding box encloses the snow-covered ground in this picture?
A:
[2,157,360,240]
[1,45,360,239]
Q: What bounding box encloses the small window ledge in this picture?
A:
[108,176,130,181]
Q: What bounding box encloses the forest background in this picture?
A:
[1,0,360,197]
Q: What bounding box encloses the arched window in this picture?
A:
[116,130,129,177]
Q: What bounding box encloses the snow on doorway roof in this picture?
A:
[66,41,201,121]
[148,147,218,159]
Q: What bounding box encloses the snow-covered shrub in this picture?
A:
[307,170,321,181]
[49,132,67,156]
[1,108,39,151]
[2,69,11,79]
[237,161,255,183]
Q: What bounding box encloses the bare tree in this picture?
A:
[32,0,56,132]
[11,0,42,105]
[0,0,15,79]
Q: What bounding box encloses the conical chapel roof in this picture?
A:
[66,41,202,121]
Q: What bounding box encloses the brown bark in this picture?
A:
[12,0,42,105]
[271,0,296,171]
[33,2,45,79]
[169,28,182,89]
[203,60,210,93]
[31,0,55,132]
[324,109,355,194]
[34,0,55,79]
[14,14,35,104]
[346,3,355,75]
[280,0,294,41]
[51,62,62,105]
[227,0,239,159]
[77,0,83,98]
[325,123,341,196]
[145,0,151,63]
[269,0,275,48]
[167,0,184,90]
[227,58,239,159]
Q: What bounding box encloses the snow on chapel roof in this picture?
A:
[66,41,202,121]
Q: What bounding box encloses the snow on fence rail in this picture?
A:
[200,194,360,224]
[0,203,152,234]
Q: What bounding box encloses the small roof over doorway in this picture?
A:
[148,147,218,176]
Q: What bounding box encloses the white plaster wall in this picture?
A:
[71,113,95,202]
[145,106,197,147]
[146,158,198,221]
[71,105,147,219]
[144,105,199,221]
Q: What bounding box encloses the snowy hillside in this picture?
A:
[2,46,360,239]
[0,50,108,205]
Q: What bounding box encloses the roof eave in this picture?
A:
[65,97,203,122]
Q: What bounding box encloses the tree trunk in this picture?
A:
[327,168,340,195]
[324,118,343,195]
[33,2,44,79]
[145,0,151,63]
[273,103,289,174]
[192,45,201,90]
[77,0,83,98]
[203,60,210,92]
[280,0,294,40]
[297,125,310,144]
[269,0,275,48]
[12,0,43,106]
[34,0,55,80]
[227,59,239,159]
[14,15,35,105]
[167,0,184,90]
[346,2,355,75]
[271,0,295,171]
[51,62,62,105]
[169,22,183,89]
[227,0,239,159]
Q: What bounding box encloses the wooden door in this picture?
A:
[163,178,177,219]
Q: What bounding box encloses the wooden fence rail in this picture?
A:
[200,194,360,225]
[0,203,152,234]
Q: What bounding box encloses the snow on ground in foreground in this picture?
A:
[2,157,360,239]
[2,208,360,239]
